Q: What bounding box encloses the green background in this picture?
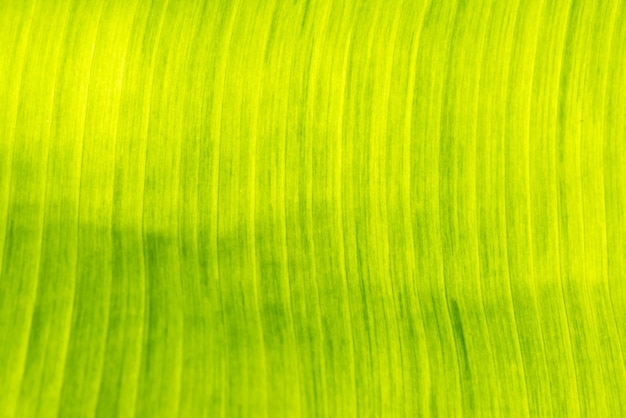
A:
[1,0,625,416]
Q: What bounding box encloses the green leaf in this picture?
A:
[1,0,625,416]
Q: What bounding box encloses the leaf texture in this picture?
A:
[1,0,625,416]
